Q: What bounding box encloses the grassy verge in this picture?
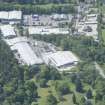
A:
[102,29,105,44]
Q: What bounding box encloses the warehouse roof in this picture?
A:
[43,51,79,67]
[0,11,22,20]
[11,41,43,65]
[29,27,69,35]
[0,11,8,19]
[0,25,16,38]
[5,37,43,65]
[9,11,22,20]
[4,37,28,46]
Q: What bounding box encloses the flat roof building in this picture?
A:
[0,11,8,19]
[0,25,16,39]
[43,51,79,71]
[75,13,98,41]
[11,42,43,65]
[8,11,22,20]
[5,37,43,65]
[28,27,69,35]
[0,11,22,24]
[51,14,68,21]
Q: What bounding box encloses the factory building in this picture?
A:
[0,25,16,39]
[4,37,43,65]
[28,27,69,35]
[43,51,79,71]
[0,11,22,24]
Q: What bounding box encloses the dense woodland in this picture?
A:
[0,3,76,14]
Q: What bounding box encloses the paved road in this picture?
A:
[95,62,105,79]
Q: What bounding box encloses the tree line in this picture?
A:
[0,2,76,14]
[0,0,77,4]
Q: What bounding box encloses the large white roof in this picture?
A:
[0,11,22,20]
[5,37,43,65]
[0,25,16,37]
[86,14,98,24]
[29,27,69,35]
[43,51,79,67]
[0,11,8,19]
[4,37,28,46]
[9,11,22,20]
[11,42,43,65]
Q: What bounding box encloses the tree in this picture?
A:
[46,94,57,105]
[102,95,105,103]
[2,100,11,105]
[72,93,77,104]
[86,89,92,99]
[85,100,92,105]
[25,81,38,103]
[55,81,70,95]
[80,96,86,105]
[75,79,83,93]
[39,79,47,88]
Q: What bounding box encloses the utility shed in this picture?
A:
[0,25,16,39]
[43,51,79,71]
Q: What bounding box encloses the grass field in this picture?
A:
[37,80,75,105]
[102,29,105,44]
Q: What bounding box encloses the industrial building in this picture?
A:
[85,14,98,24]
[5,37,43,65]
[75,13,98,41]
[51,14,69,21]
[4,35,79,70]
[43,51,79,71]
[23,14,73,27]
[23,14,39,26]
[28,27,69,35]
[0,25,16,39]
[0,11,22,24]
[0,11,79,70]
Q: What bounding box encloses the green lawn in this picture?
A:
[38,87,50,105]
[58,94,74,105]
[100,63,105,73]
[102,29,105,44]
[101,5,105,14]
[37,80,75,105]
